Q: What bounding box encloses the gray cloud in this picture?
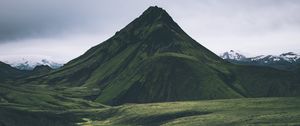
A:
[0,0,300,62]
[0,0,155,42]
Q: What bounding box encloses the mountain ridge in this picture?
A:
[0,56,62,70]
[220,50,300,70]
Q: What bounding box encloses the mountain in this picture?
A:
[0,61,54,83]
[220,50,247,61]
[28,6,238,104]
[220,50,300,70]
[0,56,63,70]
[0,61,30,83]
[22,6,300,105]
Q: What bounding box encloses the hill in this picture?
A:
[31,65,53,75]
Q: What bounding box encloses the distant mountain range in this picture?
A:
[3,50,299,71]
[220,50,300,70]
[0,56,63,70]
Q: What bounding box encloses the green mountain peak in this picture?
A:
[21,6,300,105]
[139,6,174,24]
[115,6,189,45]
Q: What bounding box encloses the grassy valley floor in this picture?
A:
[1,97,300,126]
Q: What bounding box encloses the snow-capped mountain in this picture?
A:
[220,50,300,70]
[0,55,63,70]
[221,51,300,63]
[219,50,247,61]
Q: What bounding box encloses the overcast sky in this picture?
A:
[0,0,299,63]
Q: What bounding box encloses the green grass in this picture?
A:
[2,97,299,126]
[0,84,105,110]
[1,97,299,126]
[77,97,300,126]
[0,106,80,126]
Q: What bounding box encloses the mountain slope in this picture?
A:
[23,6,300,105]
